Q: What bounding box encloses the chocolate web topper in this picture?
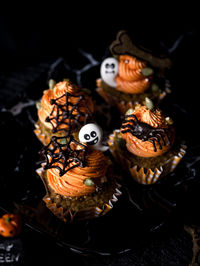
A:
[45,91,92,135]
[41,135,87,176]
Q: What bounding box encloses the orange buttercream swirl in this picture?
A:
[121,106,175,157]
[38,80,94,130]
[115,55,152,94]
[133,106,166,128]
[47,149,108,197]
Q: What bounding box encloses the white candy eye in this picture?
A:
[125,59,129,64]
[91,131,96,138]
[84,134,90,140]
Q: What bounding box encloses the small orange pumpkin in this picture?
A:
[0,213,22,237]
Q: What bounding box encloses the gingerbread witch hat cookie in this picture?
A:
[96,30,172,114]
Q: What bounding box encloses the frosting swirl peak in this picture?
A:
[38,80,94,131]
[115,55,152,94]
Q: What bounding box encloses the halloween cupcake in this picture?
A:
[96,30,172,114]
[34,79,95,145]
[108,98,186,184]
[36,124,121,222]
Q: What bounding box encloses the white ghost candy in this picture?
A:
[100,57,119,88]
[78,123,108,152]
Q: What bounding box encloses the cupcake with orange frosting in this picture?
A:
[96,30,172,114]
[36,133,121,222]
[34,79,95,145]
[115,55,152,94]
[108,98,186,184]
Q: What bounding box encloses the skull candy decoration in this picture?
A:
[100,57,119,88]
[78,123,108,151]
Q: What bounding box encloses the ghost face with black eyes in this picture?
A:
[100,57,119,88]
[78,123,108,152]
[82,129,99,145]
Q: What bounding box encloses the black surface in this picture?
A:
[0,11,199,266]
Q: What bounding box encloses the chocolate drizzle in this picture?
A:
[41,135,87,176]
[121,114,170,152]
[45,91,92,135]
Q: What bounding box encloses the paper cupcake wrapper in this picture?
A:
[36,167,122,222]
[34,122,51,146]
[96,85,168,114]
[108,130,187,185]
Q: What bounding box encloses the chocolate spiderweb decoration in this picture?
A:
[41,135,87,176]
[45,92,92,135]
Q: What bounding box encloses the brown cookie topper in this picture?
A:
[110,30,172,73]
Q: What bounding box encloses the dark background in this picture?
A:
[0,7,198,66]
[0,7,199,266]
[0,7,198,110]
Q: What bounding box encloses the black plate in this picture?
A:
[0,57,199,256]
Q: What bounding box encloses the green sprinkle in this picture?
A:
[145,97,154,110]
[49,79,56,90]
[84,178,95,187]
[125,108,134,116]
[151,83,160,92]
[165,117,174,125]
[58,138,67,144]
[36,101,41,110]
[63,78,70,83]
[141,67,154,77]
[5,217,11,223]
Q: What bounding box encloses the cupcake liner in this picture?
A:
[36,167,122,222]
[96,85,169,114]
[108,129,187,185]
[34,122,51,146]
